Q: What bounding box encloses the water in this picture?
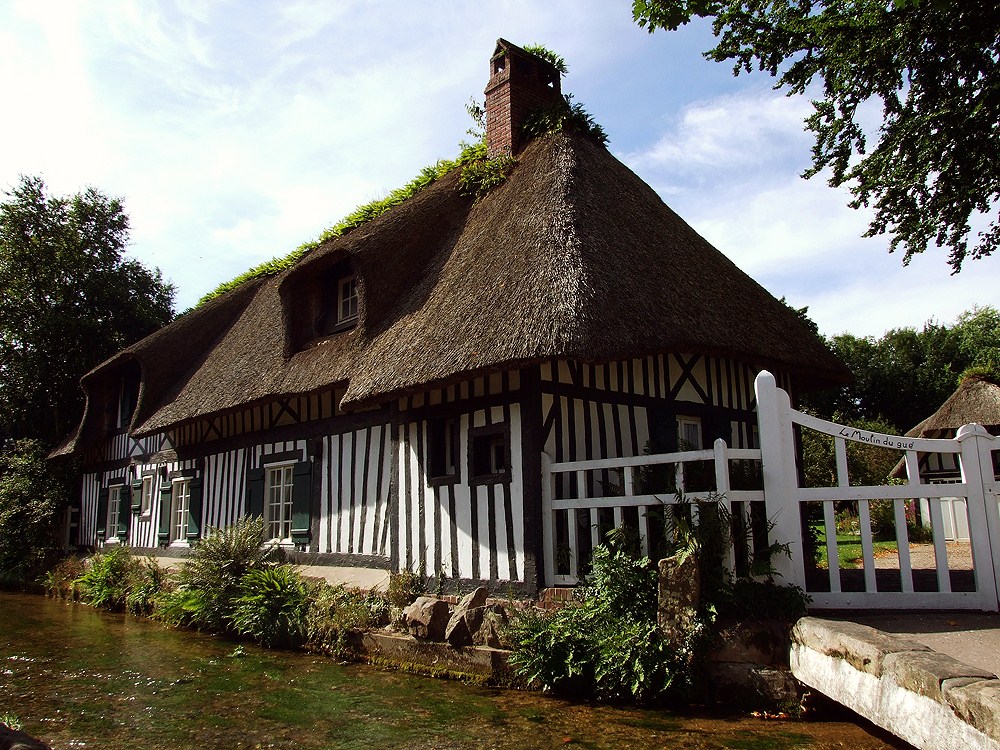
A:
[0,593,905,749]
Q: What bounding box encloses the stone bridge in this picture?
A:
[792,616,1000,749]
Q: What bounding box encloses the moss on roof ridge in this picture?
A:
[195,141,489,309]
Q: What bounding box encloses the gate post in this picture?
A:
[541,451,555,588]
[957,424,1000,611]
[755,371,806,589]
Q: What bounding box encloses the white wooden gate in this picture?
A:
[755,371,1000,611]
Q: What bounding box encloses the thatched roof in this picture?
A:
[55,130,849,454]
[905,375,1000,438]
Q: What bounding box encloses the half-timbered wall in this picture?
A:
[319,425,392,558]
[396,372,525,583]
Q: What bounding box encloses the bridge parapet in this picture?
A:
[791,616,1000,749]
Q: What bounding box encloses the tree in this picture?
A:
[0,438,73,583]
[0,176,174,447]
[632,0,1000,271]
[801,306,1000,430]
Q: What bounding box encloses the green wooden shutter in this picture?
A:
[157,482,173,546]
[186,478,203,543]
[130,479,143,514]
[291,460,313,547]
[118,484,131,540]
[246,468,265,518]
[95,487,109,543]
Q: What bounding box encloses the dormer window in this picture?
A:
[338,274,358,325]
[313,261,360,337]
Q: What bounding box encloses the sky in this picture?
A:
[1,0,996,339]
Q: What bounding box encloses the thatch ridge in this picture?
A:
[905,374,1000,437]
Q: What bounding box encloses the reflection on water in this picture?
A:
[1,593,903,750]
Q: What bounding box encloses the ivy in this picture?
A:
[522,44,568,76]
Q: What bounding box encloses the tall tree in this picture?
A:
[0,176,174,446]
[802,307,1000,430]
[632,0,1000,271]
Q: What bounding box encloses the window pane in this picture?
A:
[266,465,295,540]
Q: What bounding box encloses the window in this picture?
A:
[171,479,191,544]
[337,275,358,325]
[107,485,122,541]
[428,417,459,482]
[265,464,295,542]
[677,416,703,450]
[140,475,153,515]
[470,424,509,484]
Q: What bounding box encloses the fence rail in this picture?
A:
[542,442,764,586]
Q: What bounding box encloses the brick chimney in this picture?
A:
[484,39,563,158]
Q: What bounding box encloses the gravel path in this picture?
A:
[872,540,974,570]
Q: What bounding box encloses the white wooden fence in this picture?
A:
[540,370,1000,611]
[541,442,765,586]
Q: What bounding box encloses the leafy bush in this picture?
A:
[386,570,425,608]
[0,439,72,585]
[306,584,391,657]
[507,545,684,702]
[124,556,170,616]
[230,565,313,648]
[43,555,85,599]
[75,545,138,610]
[154,516,278,632]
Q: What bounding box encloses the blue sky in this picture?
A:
[2,0,995,338]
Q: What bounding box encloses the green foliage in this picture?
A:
[155,516,278,632]
[632,1,1000,271]
[43,555,85,599]
[507,545,686,702]
[804,306,1000,430]
[305,584,390,657]
[124,556,170,616]
[522,44,568,76]
[714,578,810,621]
[230,565,313,648]
[799,412,901,488]
[0,176,174,444]
[458,153,517,198]
[0,439,72,584]
[0,713,22,731]
[75,545,139,611]
[522,95,609,146]
[385,569,425,608]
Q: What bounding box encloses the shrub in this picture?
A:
[124,557,170,616]
[230,565,312,649]
[306,584,391,657]
[157,516,278,632]
[506,545,683,702]
[75,545,137,610]
[459,154,516,197]
[43,556,86,599]
[386,570,425,608]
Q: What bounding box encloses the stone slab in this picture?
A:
[358,631,514,684]
[882,649,995,703]
[792,616,930,676]
[944,679,1000,743]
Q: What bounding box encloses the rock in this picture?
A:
[943,678,1000,743]
[445,587,489,647]
[0,725,51,750]
[657,553,700,647]
[404,597,450,640]
[791,616,931,677]
[473,605,510,649]
[881,650,994,703]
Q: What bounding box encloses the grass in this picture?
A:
[812,524,899,570]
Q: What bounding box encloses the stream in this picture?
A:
[0,592,907,749]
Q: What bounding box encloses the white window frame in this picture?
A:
[265,463,295,544]
[170,479,191,545]
[677,416,703,451]
[106,484,123,543]
[337,274,358,325]
[139,475,153,516]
